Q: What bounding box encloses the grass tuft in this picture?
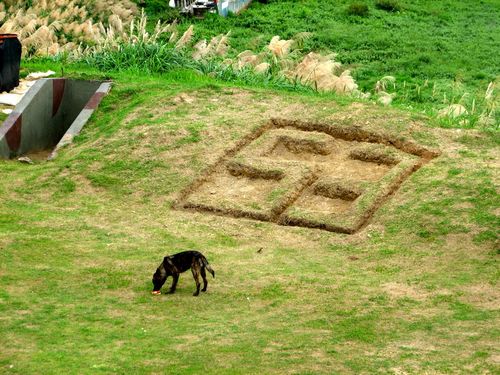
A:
[375,0,401,12]
[346,2,370,17]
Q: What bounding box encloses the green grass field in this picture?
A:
[172,0,499,112]
[187,0,498,85]
[0,67,498,373]
[0,0,499,373]
[124,0,500,128]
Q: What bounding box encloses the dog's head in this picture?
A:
[152,264,167,292]
[151,257,176,292]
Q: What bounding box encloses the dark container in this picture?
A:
[0,34,22,93]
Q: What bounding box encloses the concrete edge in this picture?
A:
[48,81,112,160]
[0,79,45,139]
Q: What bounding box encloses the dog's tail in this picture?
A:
[200,256,215,278]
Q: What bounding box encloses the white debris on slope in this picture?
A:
[26,70,55,80]
[438,104,468,118]
[377,91,396,106]
[0,71,56,119]
[0,93,23,106]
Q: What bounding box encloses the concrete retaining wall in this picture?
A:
[0,78,110,159]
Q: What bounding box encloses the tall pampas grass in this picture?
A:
[267,36,294,59]
[289,52,359,94]
[2,4,362,97]
[191,32,230,60]
[175,25,194,49]
[477,81,497,127]
[215,32,231,56]
[0,0,138,57]
[375,76,396,93]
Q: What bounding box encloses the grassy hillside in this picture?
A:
[140,0,499,126]
[2,0,497,128]
[0,0,498,373]
[0,68,498,373]
[186,0,499,87]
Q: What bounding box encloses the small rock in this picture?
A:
[26,70,55,80]
[377,91,396,106]
[174,93,194,104]
[438,104,468,119]
[0,93,23,106]
[18,156,34,164]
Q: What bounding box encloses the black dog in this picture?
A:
[152,251,215,296]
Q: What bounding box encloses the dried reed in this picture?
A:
[0,0,138,57]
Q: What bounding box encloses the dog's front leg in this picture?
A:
[168,274,179,294]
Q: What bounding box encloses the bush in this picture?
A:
[346,2,369,17]
[136,0,180,22]
[375,0,401,12]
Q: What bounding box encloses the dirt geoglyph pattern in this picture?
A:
[175,119,439,234]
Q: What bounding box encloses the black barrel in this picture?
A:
[0,34,22,93]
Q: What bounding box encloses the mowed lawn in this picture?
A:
[0,71,498,374]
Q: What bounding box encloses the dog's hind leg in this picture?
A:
[201,267,208,292]
[168,274,179,294]
[191,266,201,296]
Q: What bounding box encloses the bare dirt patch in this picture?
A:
[192,169,280,212]
[266,133,394,181]
[175,118,439,234]
[382,282,429,301]
[460,284,500,310]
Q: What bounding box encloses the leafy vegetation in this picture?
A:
[179,0,499,128]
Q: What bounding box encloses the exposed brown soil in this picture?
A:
[293,193,355,215]
[272,118,440,159]
[175,118,439,234]
[188,169,280,211]
[273,135,332,155]
[174,121,273,204]
[265,131,395,181]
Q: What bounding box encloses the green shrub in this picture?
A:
[375,0,401,12]
[135,0,180,22]
[346,2,369,17]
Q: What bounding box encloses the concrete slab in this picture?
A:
[0,78,111,159]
